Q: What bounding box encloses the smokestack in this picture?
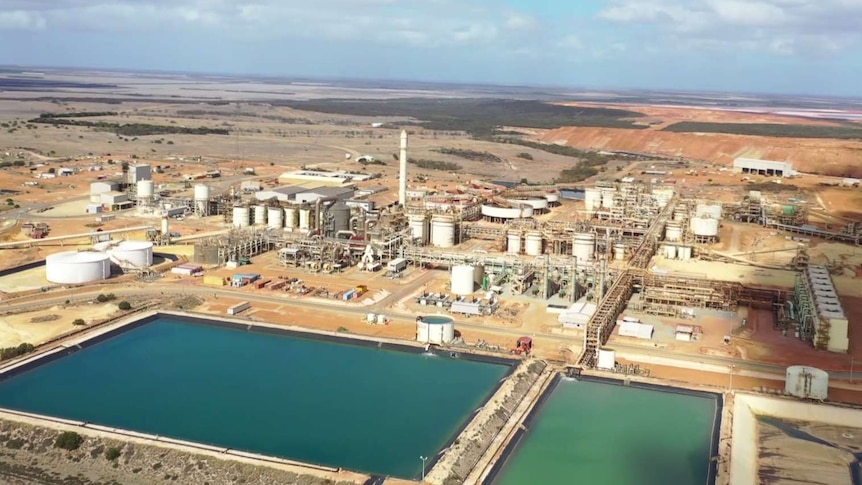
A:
[399,130,408,206]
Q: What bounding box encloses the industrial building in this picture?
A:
[733,158,797,177]
[127,164,152,184]
[794,265,848,353]
[278,170,372,186]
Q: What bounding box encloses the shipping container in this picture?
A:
[203,275,225,286]
[255,279,271,289]
[343,289,355,301]
[227,301,250,315]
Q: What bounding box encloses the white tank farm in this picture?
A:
[524,231,543,256]
[194,184,210,215]
[137,180,154,199]
[107,240,153,269]
[253,205,267,226]
[284,207,298,229]
[573,233,596,261]
[451,265,477,295]
[431,215,456,248]
[695,203,722,219]
[267,207,284,229]
[46,251,111,284]
[409,214,430,244]
[665,223,683,242]
[785,366,828,400]
[481,204,533,219]
[544,192,560,204]
[232,206,250,228]
[613,243,626,261]
[690,217,720,237]
[506,198,548,211]
[507,231,522,254]
[584,188,602,214]
[416,316,455,345]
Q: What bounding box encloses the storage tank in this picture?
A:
[107,240,153,269]
[377,314,386,325]
[232,206,250,228]
[267,207,284,230]
[506,198,549,212]
[695,203,722,219]
[601,189,615,209]
[253,205,267,226]
[408,214,430,245]
[284,207,298,229]
[665,223,683,242]
[664,245,677,259]
[328,202,351,233]
[46,251,111,284]
[584,188,602,215]
[673,209,687,222]
[544,193,559,204]
[194,184,209,215]
[573,233,596,261]
[137,180,154,200]
[299,206,313,230]
[366,313,376,323]
[416,316,455,345]
[524,231,543,256]
[785,366,828,400]
[507,231,522,255]
[597,348,616,370]
[613,243,626,261]
[431,215,456,248]
[678,246,692,260]
[690,217,720,237]
[451,265,476,295]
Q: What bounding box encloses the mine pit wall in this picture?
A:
[425,359,549,485]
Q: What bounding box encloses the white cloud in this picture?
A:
[598,0,862,56]
[556,35,585,50]
[504,14,538,31]
[0,10,47,31]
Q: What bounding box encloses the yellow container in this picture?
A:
[355,285,368,292]
[204,275,225,286]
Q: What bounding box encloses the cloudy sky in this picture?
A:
[1,0,861,96]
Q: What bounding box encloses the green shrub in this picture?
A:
[72,318,85,326]
[0,343,35,361]
[118,301,132,311]
[55,431,83,451]
[105,447,121,460]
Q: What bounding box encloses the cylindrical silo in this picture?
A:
[525,231,543,256]
[584,188,602,215]
[46,251,112,284]
[431,215,456,248]
[194,184,210,216]
[137,180,154,205]
[613,243,626,261]
[573,233,595,261]
[232,206,250,228]
[507,231,522,255]
[601,189,615,209]
[284,206,298,230]
[253,205,267,226]
[673,209,687,222]
[665,245,677,259]
[299,206,312,230]
[690,217,720,238]
[107,240,154,269]
[665,223,682,242]
[267,207,284,230]
[409,214,430,245]
[416,316,455,345]
[451,265,476,295]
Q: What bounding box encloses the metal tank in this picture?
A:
[431,215,456,248]
[690,217,720,237]
[573,233,596,261]
[194,184,209,215]
[232,206,250,228]
[451,265,476,295]
[408,214,430,245]
[613,243,626,261]
[673,209,687,222]
[284,206,298,230]
[267,207,284,230]
[137,180,154,200]
[664,245,677,259]
[299,206,313,230]
[601,189,615,209]
[328,202,351,234]
[524,231,543,256]
[695,203,722,219]
[253,205,267,226]
[507,231,522,255]
[46,251,112,284]
[784,366,829,400]
[544,192,560,204]
[665,223,683,242]
[678,246,692,260]
[107,240,154,269]
[584,188,602,215]
[416,316,455,345]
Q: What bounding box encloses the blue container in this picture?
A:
[343,289,355,301]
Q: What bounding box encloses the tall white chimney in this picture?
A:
[398,130,408,206]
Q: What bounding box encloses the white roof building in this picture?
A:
[733,158,797,177]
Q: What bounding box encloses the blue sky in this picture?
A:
[1,0,861,97]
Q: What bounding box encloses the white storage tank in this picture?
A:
[299,206,313,230]
[507,231,522,255]
[673,209,687,222]
[107,240,154,269]
[597,348,616,370]
[232,206,250,228]
[451,265,477,295]
[665,223,683,242]
[409,214,430,245]
[584,188,602,215]
[253,205,267,226]
[137,180,154,200]
[267,207,284,230]
[416,316,455,345]
[695,203,722,219]
[193,184,209,216]
[573,233,596,261]
[601,189,615,209]
[46,251,112,284]
[678,246,692,260]
[544,193,559,204]
[690,217,720,237]
[284,207,298,229]
[366,313,376,323]
[506,198,549,212]
[431,215,456,248]
[524,231,543,256]
[785,366,828,400]
[613,243,626,261]
[664,245,677,259]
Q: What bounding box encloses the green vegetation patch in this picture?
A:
[662,121,862,140]
[409,158,462,171]
[0,343,35,361]
[280,98,646,137]
[432,148,502,163]
[30,115,229,137]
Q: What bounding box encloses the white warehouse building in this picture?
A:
[733,158,797,177]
